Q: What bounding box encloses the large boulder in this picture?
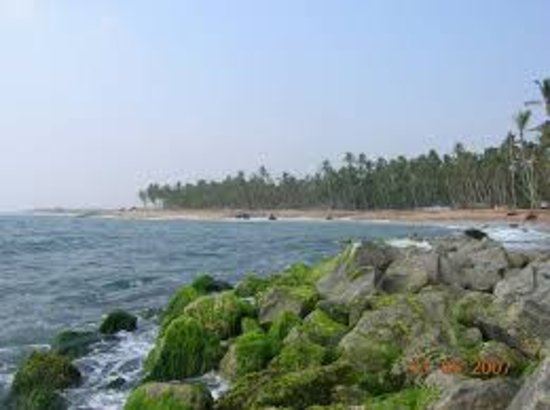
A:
[99,309,137,335]
[258,286,318,324]
[316,242,396,307]
[160,285,202,334]
[494,258,550,309]
[454,292,545,358]
[124,382,213,410]
[430,378,520,410]
[145,317,221,381]
[378,247,435,293]
[270,332,328,373]
[433,238,510,292]
[183,291,254,339]
[507,357,550,410]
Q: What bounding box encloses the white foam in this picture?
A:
[386,238,432,250]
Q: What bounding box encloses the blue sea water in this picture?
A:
[0,214,545,409]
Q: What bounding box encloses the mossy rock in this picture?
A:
[267,311,302,346]
[160,285,202,335]
[99,309,137,335]
[191,274,233,294]
[235,273,272,298]
[8,388,67,410]
[216,361,356,410]
[315,300,349,326]
[183,291,254,339]
[270,333,328,373]
[51,330,100,359]
[220,331,276,380]
[12,351,81,395]
[258,285,319,324]
[241,317,262,334]
[362,387,440,410]
[124,382,213,410]
[145,317,221,381]
[300,309,348,346]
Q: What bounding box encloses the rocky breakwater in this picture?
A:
[5,232,550,409]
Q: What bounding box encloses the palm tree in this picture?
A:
[515,110,537,208]
[535,78,550,116]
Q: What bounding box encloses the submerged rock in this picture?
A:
[51,330,100,358]
[463,228,488,240]
[99,309,137,334]
[124,382,213,410]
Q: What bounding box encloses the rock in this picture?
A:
[215,361,355,410]
[220,331,275,380]
[241,317,262,334]
[192,274,233,293]
[145,317,221,381]
[258,285,318,324]
[361,387,440,409]
[506,251,532,269]
[454,292,546,358]
[477,341,527,375]
[270,332,328,373]
[124,382,213,410]
[464,228,488,240]
[7,351,81,410]
[430,378,520,410]
[300,309,348,347]
[507,357,550,410]
[315,300,349,326]
[378,248,434,293]
[436,238,510,292]
[425,369,467,392]
[267,311,302,345]
[235,273,272,298]
[105,377,126,390]
[160,285,202,334]
[11,351,82,395]
[51,330,100,359]
[316,242,397,308]
[99,310,137,335]
[494,258,550,310]
[183,291,254,339]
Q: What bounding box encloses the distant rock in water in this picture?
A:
[463,228,488,240]
[99,310,137,335]
[268,213,277,221]
[235,212,251,220]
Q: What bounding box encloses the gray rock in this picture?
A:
[425,369,466,392]
[507,357,550,410]
[316,242,397,307]
[494,259,550,310]
[433,237,510,292]
[258,286,318,324]
[377,248,435,293]
[430,378,520,410]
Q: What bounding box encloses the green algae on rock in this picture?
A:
[258,285,318,324]
[300,309,348,346]
[159,285,202,335]
[99,309,138,334]
[146,317,221,381]
[220,330,276,380]
[183,291,255,339]
[124,382,213,410]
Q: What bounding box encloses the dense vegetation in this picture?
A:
[139,79,550,210]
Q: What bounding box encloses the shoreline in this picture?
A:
[94,207,550,227]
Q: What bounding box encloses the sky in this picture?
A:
[0,0,549,210]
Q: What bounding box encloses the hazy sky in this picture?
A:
[0,0,549,210]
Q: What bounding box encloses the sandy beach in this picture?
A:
[98,207,550,227]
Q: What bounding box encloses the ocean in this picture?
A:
[0,214,547,409]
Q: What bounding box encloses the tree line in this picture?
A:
[139,79,550,211]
